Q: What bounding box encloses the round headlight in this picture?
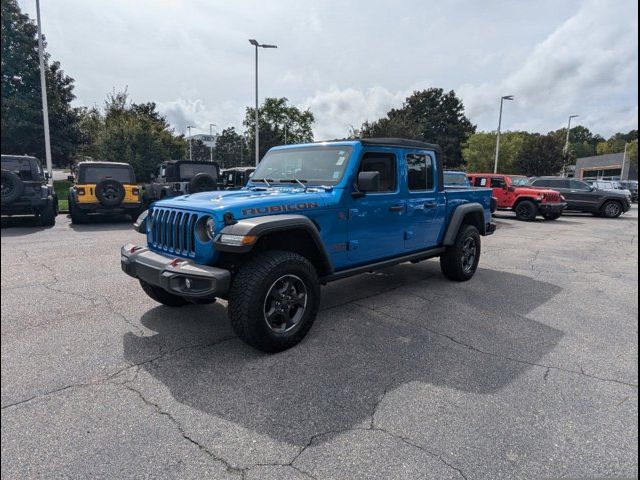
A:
[205,217,216,239]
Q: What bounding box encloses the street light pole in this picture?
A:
[493,95,514,174]
[35,0,52,185]
[563,115,579,176]
[209,123,216,162]
[249,39,277,166]
[187,125,193,161]
[620,142,629,181]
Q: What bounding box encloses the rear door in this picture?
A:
[404,151,444,251]
[347,150,406,264]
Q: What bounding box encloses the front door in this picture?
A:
[348,151,406,265]
[404,151,443,250]
[569,179,599,210]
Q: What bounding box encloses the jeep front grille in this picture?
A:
[544,192,561,202]
[149,208,198,256]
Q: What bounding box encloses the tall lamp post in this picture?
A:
[563,115,579,176]
[249,39,277,166]
[187,125,193,161]
[35,0,52,185]
[494,95,514,174]
[209,123,216,162]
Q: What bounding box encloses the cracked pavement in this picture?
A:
[1,208,638,479]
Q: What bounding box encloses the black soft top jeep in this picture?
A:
[1,155,58,226]
[143,160,220,203]
[220,166,255,190]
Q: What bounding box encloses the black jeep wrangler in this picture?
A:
[143,160,220,203]
[220,166,255,190]
[1,155,58,226]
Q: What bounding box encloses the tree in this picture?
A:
[97,91,186,180]
[1,0,81,166]
[627,140,638,172]
[549,125,602,162]
[243,97,314,160]
[463,131,527,173]
[214,127,249,168]
[513,133,564,177]
[596,131,638,156]
[360,88,476,168]
[188,139,212,162]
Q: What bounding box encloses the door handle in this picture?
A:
[388,205,404,212]
[424,201,437,208]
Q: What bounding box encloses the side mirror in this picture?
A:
[353,171,380,197]
[67,175,75,182]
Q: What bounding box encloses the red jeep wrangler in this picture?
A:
[467,174,566,221]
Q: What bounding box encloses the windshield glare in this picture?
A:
[510,176,531,187]
[251,146,353,186]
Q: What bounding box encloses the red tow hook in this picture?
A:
[129,245,144,254]
[169,258,182,267]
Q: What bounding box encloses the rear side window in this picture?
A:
[570,180,590,190]
[473,176,488,187]
[359,153,397,192]
[406,153,434,191]
[532,179,550,187]
[490,177,506,188]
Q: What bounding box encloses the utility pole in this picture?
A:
[35,0,52,185]
[209,123,216,162]
[563,115,579,176]
[493,95,514,174]
[249,39,277,166]
[187,125,193,161]
[621,142,629,181]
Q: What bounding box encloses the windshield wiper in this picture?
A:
[278,178,309,190]
[253,178,273,187]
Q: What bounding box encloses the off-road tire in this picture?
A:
[38,199,57,226]
[188,173,218,193]
[69,198,89,224]
[228,250,321,353]
[95,179,126,207]
[1,169,24,205]
[440,224,481,282]
[542,212,562,221]
[140,280,190,307]
[600,200,623,219]
[514,200,538,221]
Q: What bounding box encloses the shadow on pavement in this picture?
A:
[0,215,52,233]
[123,263,563,446]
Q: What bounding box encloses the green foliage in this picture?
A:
[360,88,476,168]
[243,97,314,160]
[548,125,603,163]
[53,179,71,211]
[1,0,81,167]
[513,133,564,177]
[85,91,186,181]
[463,131,526,173]
[627,140,638,171]
[214,127,249,168]
[188,139,212,162]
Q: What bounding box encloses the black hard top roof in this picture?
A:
[164,160,220,166]
[77,161,133,168]
[1,154,39,162]
[357,138,442,152]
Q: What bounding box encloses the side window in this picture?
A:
[533,179,550,187]
[473,177,488,187]
[406,153,434,191]
[359,152,397,192]
[570,180,589,190]
[490,177,506,188]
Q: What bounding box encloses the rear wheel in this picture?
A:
[601,200,623,218]
[228,250,320,353]
[140,280,190,307]
[440,225,481,282]
[514,200,538,221]
[69,199,89,224]
[38,199,57,226]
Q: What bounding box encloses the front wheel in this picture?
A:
[228,250,321,353]
[514,200,538,221]
[601,200,623,218]
[440,225,481,282]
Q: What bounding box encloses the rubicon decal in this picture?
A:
[241,202,320,216]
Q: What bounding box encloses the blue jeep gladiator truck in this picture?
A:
[122,138,495,352]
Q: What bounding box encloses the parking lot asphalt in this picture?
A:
[1,207,638,479]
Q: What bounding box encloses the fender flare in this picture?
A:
[443,203,486,246]
[214,214,333,274]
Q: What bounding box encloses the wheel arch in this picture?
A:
[443,203,486,246]
[215,214,334,276]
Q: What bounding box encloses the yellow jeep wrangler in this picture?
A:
[68,161,142,223]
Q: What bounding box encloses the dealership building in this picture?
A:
[574,152,638,181]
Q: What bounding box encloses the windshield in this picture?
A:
[179,163,218,179]
[444,172,470,187]
[510,176,531,187]
[80,165,135,183]
[251,146,353,186]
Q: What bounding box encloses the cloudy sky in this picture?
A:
[19,0,638,140]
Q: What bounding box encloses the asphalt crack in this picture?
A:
[354,302,638,389]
